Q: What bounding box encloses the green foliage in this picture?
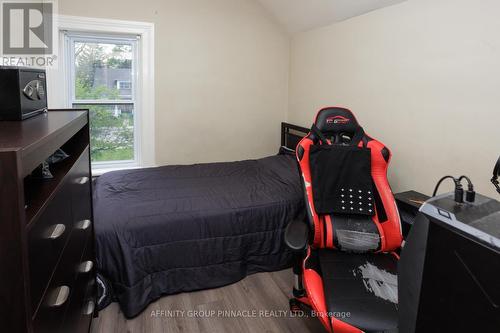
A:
[75,78,120,100]
[92,146,134,162]
[85,104,134,163]
[74,42,104,89]
[107,58,132,69]
[74,42,134,163]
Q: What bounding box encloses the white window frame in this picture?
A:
[47,15,155,174]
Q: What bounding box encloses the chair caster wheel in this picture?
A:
[289,298,312,316]
[290,299,302,313]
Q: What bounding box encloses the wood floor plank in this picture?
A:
[91,270,324,333]
[269,270,326,333]
[269,268,295,297]
[219,275,283,333]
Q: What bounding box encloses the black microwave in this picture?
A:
[0,66,48,120]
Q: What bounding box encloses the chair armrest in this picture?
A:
[285,220,309,251]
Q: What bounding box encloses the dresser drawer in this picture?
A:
[61,238,96,333]
[32,228,91,332]
[70,147,92,224]
[28,185,72,311]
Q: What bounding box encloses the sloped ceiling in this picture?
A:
[256,0,408,33]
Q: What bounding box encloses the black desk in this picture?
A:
[395,191,430,237]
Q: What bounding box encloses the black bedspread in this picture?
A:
[93,153,304,318]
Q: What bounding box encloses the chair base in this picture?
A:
[289,297,312,315]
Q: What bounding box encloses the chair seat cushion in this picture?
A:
[318,250,398,332]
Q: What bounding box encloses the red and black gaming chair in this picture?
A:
[285,107,403,333]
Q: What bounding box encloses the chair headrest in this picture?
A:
[314,107,361,134]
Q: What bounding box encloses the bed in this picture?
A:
[92,123,309,318]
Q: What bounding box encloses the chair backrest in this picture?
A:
[296,107,402,252]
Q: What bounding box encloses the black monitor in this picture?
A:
[398,192,500,332]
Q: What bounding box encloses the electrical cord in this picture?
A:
[432,175,459,197]
[458,175,476,203]
[432,175,476,203]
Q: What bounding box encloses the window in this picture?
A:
[66,33,138,167]
[47,16,155,174]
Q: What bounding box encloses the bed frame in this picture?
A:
[281,122,310,150]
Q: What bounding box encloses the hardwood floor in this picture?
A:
[91,269,325,333]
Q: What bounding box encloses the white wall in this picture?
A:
[289,0,500,197]
[59,0,500,197]
[59,0,290,165]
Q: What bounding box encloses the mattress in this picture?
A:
[92,153,304,317]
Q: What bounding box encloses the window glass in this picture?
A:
[74,41,133,100]
[69,36,137,165]
[73,104,135,162]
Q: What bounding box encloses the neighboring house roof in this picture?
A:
[93,67,132,97]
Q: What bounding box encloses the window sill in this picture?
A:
[92,165,143,177]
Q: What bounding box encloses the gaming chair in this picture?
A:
[285,107,403,333]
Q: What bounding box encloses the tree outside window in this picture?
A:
[71,39,136,163]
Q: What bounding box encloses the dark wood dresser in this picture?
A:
[0,110,97,333]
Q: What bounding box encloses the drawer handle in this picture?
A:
[76,176,89,185]
[45,224,66,240]
[82,300,95,315]
[75,219,91,230]
[78,261,94,274]
[47,286,70,307]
